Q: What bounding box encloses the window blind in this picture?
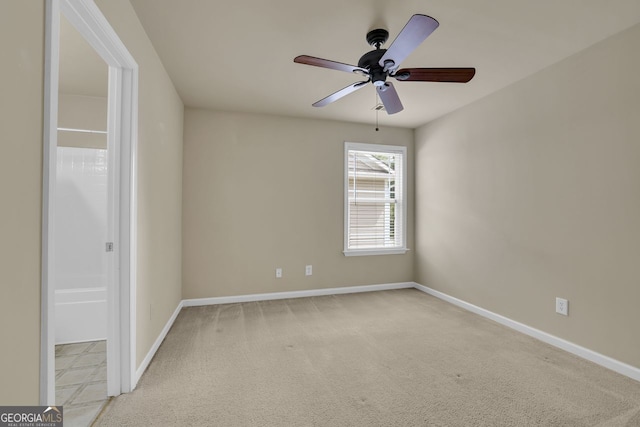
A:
[346,147,404,251]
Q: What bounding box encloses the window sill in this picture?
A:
[343,248,409,257]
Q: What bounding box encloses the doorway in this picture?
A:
[42,0,138,406]
[53,13,109,420]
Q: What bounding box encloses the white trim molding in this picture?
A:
[343,142,408,257]
[343,248,409,257]
[135,281,640,389]
[413,283,640,383]
[42,0,138,404]
[41,0,61,405]
[182,282,414,307]
[136,301,183,384]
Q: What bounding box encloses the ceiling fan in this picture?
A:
[294,14,475,114]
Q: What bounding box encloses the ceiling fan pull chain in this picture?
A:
[375,91,380,131]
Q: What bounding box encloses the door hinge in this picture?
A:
[106,242,114,252]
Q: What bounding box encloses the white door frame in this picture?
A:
[41,0,138,404]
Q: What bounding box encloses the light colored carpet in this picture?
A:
[94,289,640,426]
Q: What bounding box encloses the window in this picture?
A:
[344,142,407,256]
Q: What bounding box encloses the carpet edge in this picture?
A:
[181,282,415,307]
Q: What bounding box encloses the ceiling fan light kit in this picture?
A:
[294,14,476,115]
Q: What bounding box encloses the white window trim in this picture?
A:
[343,142,408,256]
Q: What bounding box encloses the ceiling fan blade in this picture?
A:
[294,55,369,75]
[312,81,369,107]
[376,82,403,114]
[394,67,476,83]
[379,15,439,72]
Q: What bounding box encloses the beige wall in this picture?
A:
[58,94,107,131]
[415,23,640,368]
[2,0,635,406]
[95,0,184,367]
[58,94,107,149]
[58,93,107,149]
[0,0,184,402]
[0,0,44,405]
[183,110,414,299]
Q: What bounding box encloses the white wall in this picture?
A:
[54,93,109,345]
[55,147,107,290]
[54,147,108,343]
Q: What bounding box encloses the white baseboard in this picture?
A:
[135,281,639,388]
[182,282,415,307]
[135,300,184,386]
[412,283,640,382]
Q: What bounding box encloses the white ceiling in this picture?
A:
[64,1,640,129]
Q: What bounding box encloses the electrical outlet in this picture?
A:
[556,297,568,316]
[305,265,312,276]
[275,268,282,278]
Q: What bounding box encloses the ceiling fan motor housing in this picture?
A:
[358,48,388,85]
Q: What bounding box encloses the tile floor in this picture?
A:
[56,340,108,427]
